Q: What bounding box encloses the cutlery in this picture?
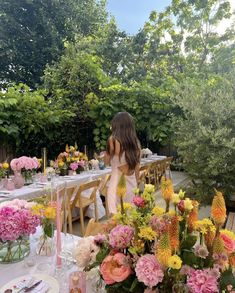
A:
[24,280,42,292]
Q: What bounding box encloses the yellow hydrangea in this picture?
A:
[184,198,193,211]
[168,255,182,270]
[31,204,44,216]
[44,207,56,219]
[2,162,9,169]
[152,206,165,217]
[144,184,155,194]
[138,226,156,241]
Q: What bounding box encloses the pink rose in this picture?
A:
[220,233,235,254]
[100,253,132,285]
[133,196,145,208]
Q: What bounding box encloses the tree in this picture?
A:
[0,0,108,86]
[171,74,235,202]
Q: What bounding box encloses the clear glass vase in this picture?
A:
[0,237,30,263]
[22,170,33,185]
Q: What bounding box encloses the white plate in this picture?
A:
[0,273,59,293]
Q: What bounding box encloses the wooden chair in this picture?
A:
[164,156,173,179]
[99,174,111,218]
[145,162,157,187]
[139,164,150,184]
[69,179,101,236]
[84,218,106,237]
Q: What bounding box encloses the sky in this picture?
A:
[107,0,235,35]
[107,0,172,34]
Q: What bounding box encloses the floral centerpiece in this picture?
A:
[0,199,40,263]
[10,156,39,185]
[31,198,57,256]
[75,176,235,293]
[0,161,9,178]
[57,144,87,175]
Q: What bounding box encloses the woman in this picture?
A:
[104,112,141,214]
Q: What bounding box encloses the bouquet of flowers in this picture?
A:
[75,176,235,293]
[0,199,40,263]
[57,144,87,175]
[10,156,39,184]
[31,199,56,256]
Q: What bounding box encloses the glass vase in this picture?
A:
[0,237,30,263]
[22,170,33,185]
[14,171,25,188]
[36,234,54,256]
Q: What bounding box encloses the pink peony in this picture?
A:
[220,233,235,254]
[180,265,195,276]
[133,196,145,208]
[135,254,164,288]
[109,225,134,249]
[70,162,78,171]
[187,269,219,293]
[100,253,132,285]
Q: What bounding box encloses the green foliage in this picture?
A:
[171,74,235,202]
[0,0,108,86]
[0,84,74,156]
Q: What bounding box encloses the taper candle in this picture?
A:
[56,188,62,266]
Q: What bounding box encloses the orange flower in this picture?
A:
[211,190,226,228]
[213,234,226,255]
[169,215,179,252]
[161,177,174,203]
[187,200,198,232]
[156,229,172,266]
[229,254,235,267]
[205,229,215,251]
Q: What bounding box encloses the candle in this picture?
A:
[42,148,47,175]
[56,188,62,267]
[84,145,87,156]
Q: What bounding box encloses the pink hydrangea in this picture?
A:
[0,206,40,241]
[135,254,164,288]
[149,216,167,234]
[187,269,219,293]
[94,234,106,245]
[133,196,145,208]
[109,225,134,249]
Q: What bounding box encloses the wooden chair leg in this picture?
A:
[94,195,98,222]
[68,209,73,234]
[80,207,85,236]
[105,198,109,218]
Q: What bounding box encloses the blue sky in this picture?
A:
[107,0,172,34]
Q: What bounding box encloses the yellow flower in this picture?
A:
[178,189,185,199]
[168,255,182,270]
[144,184,155,194]
[133,187,140,195]
[195,218,216,235]
[117,174,126,198]
[58,161,64,168]
[184,198,193,211]
[44,207,56,219]
[65,144,69,152]
[138,226,156,241]
[117,203,132,212]
[31,204,44,216]
[66,157,71,163]
[2,162,9,169]
[172,193,180,205]
[152,206,165,217]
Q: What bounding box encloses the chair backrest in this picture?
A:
[84,218,106,237]
[139,164,150,183]
[99,174,111,197]
[70,179,101,210]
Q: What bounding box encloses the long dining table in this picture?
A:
[0,155,166,203]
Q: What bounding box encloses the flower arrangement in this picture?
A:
[10,156,39,185]
[0,161,9,178]
[0,199,40,263]
[31,199,56,256]
[77,178,235,293]
[57,143,87,175]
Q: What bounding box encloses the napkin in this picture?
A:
[12,277,50,293]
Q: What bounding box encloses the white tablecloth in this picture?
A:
[0,231,99,293]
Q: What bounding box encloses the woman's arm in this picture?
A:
[104,136,115,165]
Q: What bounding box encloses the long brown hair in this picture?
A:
[108,112,140,171]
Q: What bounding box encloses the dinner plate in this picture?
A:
[0,273,59,293]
